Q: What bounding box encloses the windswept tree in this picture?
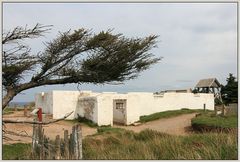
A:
[2,24,161,109]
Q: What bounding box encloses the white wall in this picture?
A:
[35,92,53,114]
[77,97,98,123]
[35,90,214,126]
[52,91,81,119]
[124,92,214,125]
[97,93,117,126]
[35,90,95,120]
[93,92,214,125]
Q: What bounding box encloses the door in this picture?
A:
[113,99,126,124]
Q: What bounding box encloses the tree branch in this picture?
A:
[2,23,52,44]
[3,111,73,125]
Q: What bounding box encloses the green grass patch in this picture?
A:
[2,143,31,160]
[191,113,238,130]
[83,129,237,160]
[65,115,98,127]
[139,108,211,123]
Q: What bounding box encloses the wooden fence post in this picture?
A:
[37,125,42,160]
[76,125,83,159]
[64,130,69,159]
[72,125,77,160]
[69,133,73,160]
[47,137,51,160]
[55,135,61,160]
[31,122,82,160]
[71,124,82,160]
[32,122,37,158]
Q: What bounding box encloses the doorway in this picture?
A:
[113,99,126,125]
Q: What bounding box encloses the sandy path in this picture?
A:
[115,113,197,136]
[3,111,197,144]
[3,111,97,144]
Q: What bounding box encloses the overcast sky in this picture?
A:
[3,2,237,102]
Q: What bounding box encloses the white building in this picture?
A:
[35,90,214,126]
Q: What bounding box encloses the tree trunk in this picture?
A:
[2,89,17,110]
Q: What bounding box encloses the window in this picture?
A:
[116,102,124,109]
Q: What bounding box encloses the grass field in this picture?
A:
[3,109,237,160]
[139,108,212,123]
[3,126,237,160]
[83,129,237,160]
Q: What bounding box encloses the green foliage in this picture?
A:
[221,73,238,104]
[2,143,31,160]
[83,129,237,160]
[191,113,238,129]
[139,109,211,123]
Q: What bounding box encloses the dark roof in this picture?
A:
[195,78,221,88]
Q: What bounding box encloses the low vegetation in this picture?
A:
[83,129,237,160]
[3,109,237,160]
[191,113,237,132]
[2,143,31,160]
[139,108,211,123]
[3,127,237,160]
[66,116,98,127]
[97,126,124,135]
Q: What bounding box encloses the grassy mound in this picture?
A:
[139,108,211,123]
[191,113,237,132]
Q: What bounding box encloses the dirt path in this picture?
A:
[3,111,97,144]
[115,113,197,136]
[3,111,197,144]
